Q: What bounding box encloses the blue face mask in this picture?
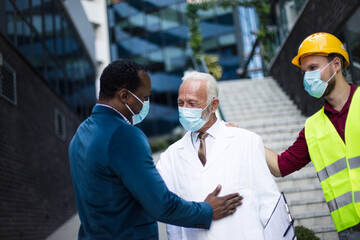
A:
[303,61,336,98]
[178,101,212,132]
[125,90,150,125]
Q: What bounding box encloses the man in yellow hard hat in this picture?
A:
[265,32,360,239]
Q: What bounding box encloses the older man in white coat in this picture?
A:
[156,71,280,240]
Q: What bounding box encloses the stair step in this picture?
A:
[224,109,302,122]
[290,201,328,215]
[294,211,334,230]
[313,227,338,240]
[248,123,304,136]
[276,177,319,190]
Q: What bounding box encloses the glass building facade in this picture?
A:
[0,0,96,119]
[108,0,261,136]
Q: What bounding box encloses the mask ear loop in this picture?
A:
[320,60,336,83]
[128,90,144,105]
[201,99,214,122]
[125,90,145,117]
[326,71,336,83]
[320,60,333,73]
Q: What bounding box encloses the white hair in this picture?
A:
[182,71,219,104]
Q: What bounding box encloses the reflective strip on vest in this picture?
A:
[317,157,347,182]
[349,156,360,169]
[328,191,360,212]
[356,191,360,203]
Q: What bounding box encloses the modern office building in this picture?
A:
[107,0,263,136]
[0,0,96,239]
[80,0,111,97]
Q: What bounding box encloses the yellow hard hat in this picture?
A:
[292,32,350,68]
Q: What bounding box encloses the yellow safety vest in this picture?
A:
[305,88,360,232]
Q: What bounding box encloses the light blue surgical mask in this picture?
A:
[178,101,212,132]
[125,90,150,125]
[303,61,336,98]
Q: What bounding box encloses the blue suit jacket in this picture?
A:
[69,105,212,239]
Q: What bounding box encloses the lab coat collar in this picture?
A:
[177,120,234,172]
[191,118,221,143]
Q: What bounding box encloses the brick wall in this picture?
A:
[0,35,82,239]
[269,0,360,116]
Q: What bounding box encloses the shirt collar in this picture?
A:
[192,119,221,142]
[324,84,357,114]
[95,104,131,124]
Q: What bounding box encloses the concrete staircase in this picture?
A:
[218,77,338,240]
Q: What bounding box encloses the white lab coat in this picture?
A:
[157,120,280,240]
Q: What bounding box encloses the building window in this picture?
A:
[344,6,360,85]
[55,109,66,140]
[0,61,17,105]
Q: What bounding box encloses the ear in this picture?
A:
[211,98,219,113]
[332,57,342,72]
[117,89,129,103]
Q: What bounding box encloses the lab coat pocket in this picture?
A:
[222,155,251,192]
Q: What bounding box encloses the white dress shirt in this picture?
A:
[157,120,280,240]
[190,119,220,158]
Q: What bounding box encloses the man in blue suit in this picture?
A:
[69,59,243,239]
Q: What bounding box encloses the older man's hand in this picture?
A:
[204,185,243,220]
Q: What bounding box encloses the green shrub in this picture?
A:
[150,139,168,153]
[150,134,183,153]
[295,226,320,240]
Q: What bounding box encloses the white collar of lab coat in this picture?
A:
[178,120,234,171]
[191,118,221,144]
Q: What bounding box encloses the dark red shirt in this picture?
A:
[278,84,358,177]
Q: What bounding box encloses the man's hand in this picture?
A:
[204,185,243,220]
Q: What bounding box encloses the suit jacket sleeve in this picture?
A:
[109,126,213,229]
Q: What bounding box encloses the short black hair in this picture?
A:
[99,59,147,100]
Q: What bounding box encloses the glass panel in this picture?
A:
[203,37,218,51]
[145,11,161,32]
[198,8,215,21]
[149,50,165,72]
[129,13,145,36]
[147,31,163,49]
[178,2,187,24]
[214,6,232,16]
[164,46,184,71]
[43,0,55,54]
[114,20,131,40]
[18,21,32,62]
[345,7,360,85]
[143,0,172,8]
[133,55,149,66]
[165,25,188,43]
[32,0,43,34]
[160,5,180,30]
[16,0,31,22]
[5,1,15,40]
[113,2,139,19]
[219,33,236,47]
